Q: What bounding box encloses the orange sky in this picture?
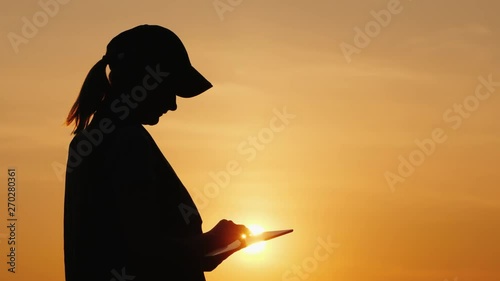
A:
[1,0,499,280]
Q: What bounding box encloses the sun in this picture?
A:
[242,224,266,254]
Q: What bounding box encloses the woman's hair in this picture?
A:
[65,58,111,134]
[65,55,153,134]
[66,30,152,135]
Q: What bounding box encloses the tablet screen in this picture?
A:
[206,229,293,256]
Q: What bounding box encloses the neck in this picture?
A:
[91,99,140,129]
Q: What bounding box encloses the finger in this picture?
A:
[236,224,251,236]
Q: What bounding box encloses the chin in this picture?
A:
[141,117,160,125]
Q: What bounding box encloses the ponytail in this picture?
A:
[66,58,110,134]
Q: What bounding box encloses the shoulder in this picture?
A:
[113,124,149,144]
[107,124,155,164]
[68,123,152,159]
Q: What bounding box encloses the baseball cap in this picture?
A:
[104,24,212,98]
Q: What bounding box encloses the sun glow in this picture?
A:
[243,225,266,254]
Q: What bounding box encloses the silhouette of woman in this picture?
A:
[64,24,250,281]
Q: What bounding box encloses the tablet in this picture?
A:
[206,229,293,256]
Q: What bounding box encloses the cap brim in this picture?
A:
[175,66,213,98]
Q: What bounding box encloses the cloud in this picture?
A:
[403,23,493,55]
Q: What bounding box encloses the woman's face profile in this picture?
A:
[110,60,179,125]
[135,77,178,125]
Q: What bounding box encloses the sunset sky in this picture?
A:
[1,0,499,280]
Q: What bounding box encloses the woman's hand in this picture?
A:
[201,219,250,271]
[206,219,250,251]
